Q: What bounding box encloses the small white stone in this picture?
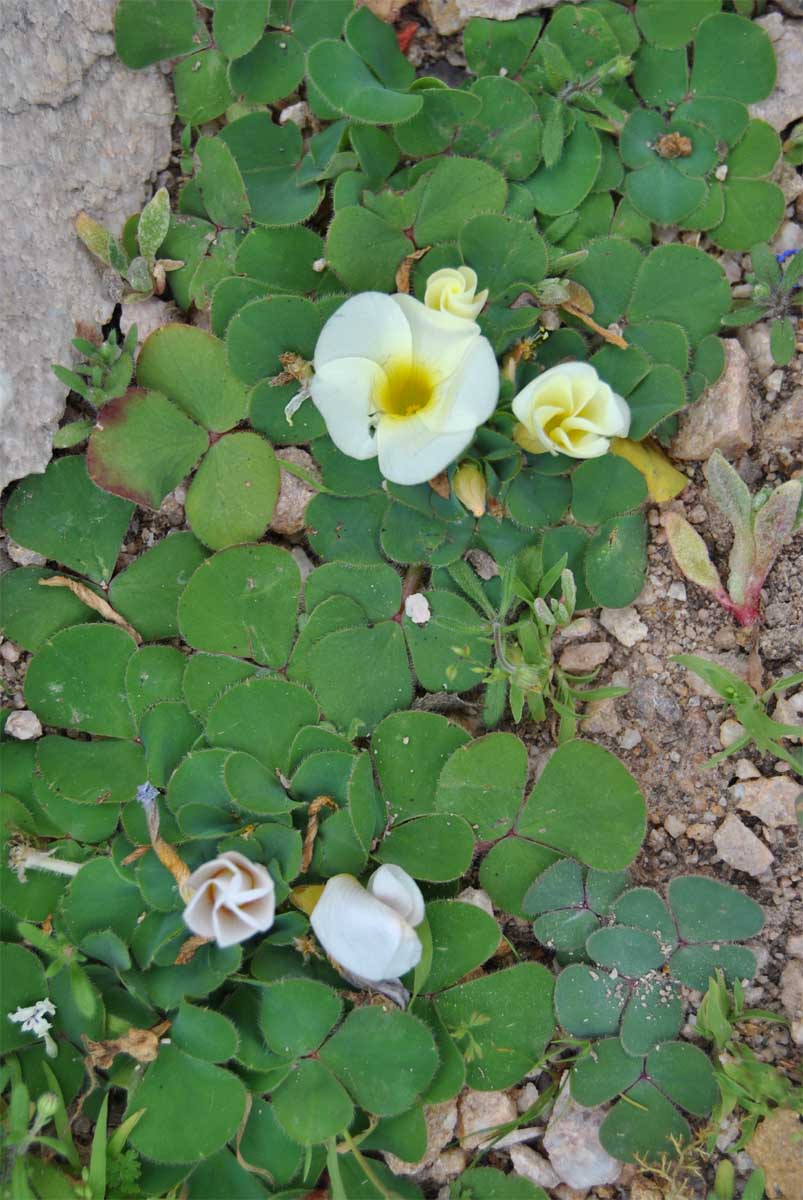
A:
[457,1089,517,1150]
[618,728,642,750]
[720,718,746,748]
[667,581,687,602]
[312,257,327,273]
[735,776,799,827]
[279,100,310,128]
[0,641,21,664]
[404,593,431,625]
[715,164,729,181]
[5,710,43,741]
[6,539,46,567]
[664,814,686,839]
[599,606,648,647]
[714,814,774,876]
[543,1078,621,1188]
[558,641,611,673]
[559,617,596,641]
[511,1145,561,1189]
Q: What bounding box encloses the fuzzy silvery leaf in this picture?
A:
[704,451,754,606]
[137,188,171,261]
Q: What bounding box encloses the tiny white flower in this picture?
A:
[404,593,431,625]
[310,865,425,983]
[9,998,58,1058]
[424,266,489,321]
[310,289,498,486]
[183,850,275,948]
[512,361,630,459]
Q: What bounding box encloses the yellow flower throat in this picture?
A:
[376,360,436,419]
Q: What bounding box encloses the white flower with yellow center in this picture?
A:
[310,864,425,983]
[512,362,631,459]
[424,266,488,321]
[310,289,499,486]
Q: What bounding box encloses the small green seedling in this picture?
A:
[664,450,802,628]
[672,655,803,774]
[76,187,183,301]
[696,973,801,1152]
[723,245,802,367]
[52,326,138,443]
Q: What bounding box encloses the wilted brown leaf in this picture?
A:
[39,576,142,644]
[395,246,430,294]
[84,1022,170,1069]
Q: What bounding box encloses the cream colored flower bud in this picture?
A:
[424,266,488,321]
[512,362,630,459]
[452,461,487,517]
[310,867,425,983]
[183,851,275,948]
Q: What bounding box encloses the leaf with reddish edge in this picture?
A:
[87,388,208,509]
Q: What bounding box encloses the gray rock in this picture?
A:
[750,14,803,133]
[6,539,47,567]
[671,340,753,461]
[0,0,173,489]
[779,960,803,1047]
[763,388,803,453]
[713,814,774,877]
[733,776,800,828]
[738,324,775,381]
[543,1079,621,1189]
[271,447,319,536]
[558,641,611,673]
[630,678,682,726]
[4,710,43,741]
[421,0,578,36]
[457,1089,517,1150]
[510,1145,561,1190]
[599,606,648,648]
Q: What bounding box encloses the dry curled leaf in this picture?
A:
[174,933,210,965]
[39,576,142,644]
[655,132,692,158]
[84,1022,169,1069]
[395,246,430,295]
[560,303,628,348]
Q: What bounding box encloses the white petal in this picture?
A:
[606,389,631,437]
[383,923,426,979]
[391,293,479,383]
[420,334,499,434]
[311,358,383,460]
[368,864,425,927]
[314,293,411,371]
[310,875,422,983]
[376,414,474,486]
[556,361,601,403]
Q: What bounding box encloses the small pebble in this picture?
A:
[4,710,42,740]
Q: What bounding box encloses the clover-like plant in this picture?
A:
[723,245,803,366]
[526,867,765,1162]
[664,450,802,628]
[76,187,183,302]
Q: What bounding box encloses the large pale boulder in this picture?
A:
[0,0,173,489]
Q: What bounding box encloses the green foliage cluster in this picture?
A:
[723,246,803,367]
[0,1,790,1194]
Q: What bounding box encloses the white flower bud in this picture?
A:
[183,851,275,948]
[424,266,488,321]
[310,868,424,983]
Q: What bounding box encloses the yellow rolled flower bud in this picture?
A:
[424,266,488,321]
[452,461,487,517]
